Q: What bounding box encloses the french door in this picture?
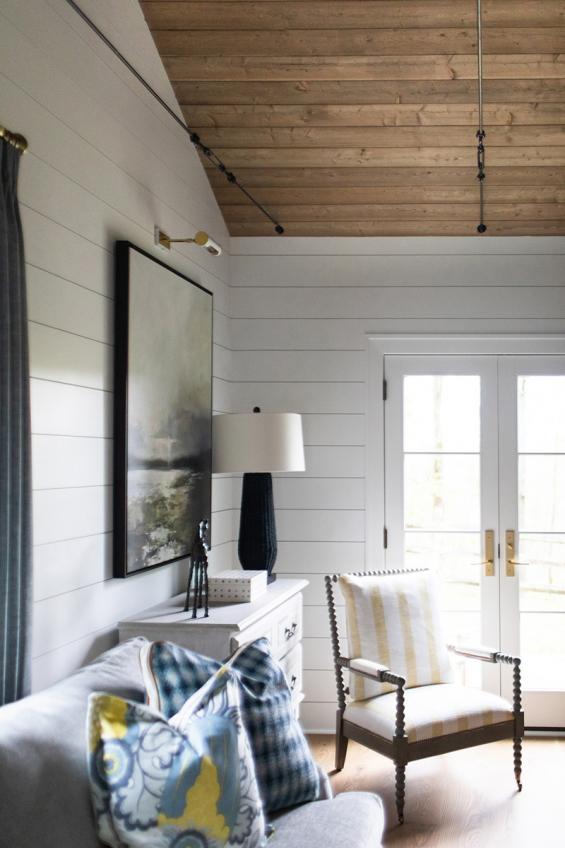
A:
[381,350,565,728]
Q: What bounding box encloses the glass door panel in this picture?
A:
[500,359,565,725]
[384,357,499,692]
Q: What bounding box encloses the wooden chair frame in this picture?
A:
[325,568,524,824]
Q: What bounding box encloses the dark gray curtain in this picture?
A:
[0,139,32,704]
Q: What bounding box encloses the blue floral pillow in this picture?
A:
[141,639,320,813]
[88,664,266,848]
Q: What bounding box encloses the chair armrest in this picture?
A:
[338,656,406,688]
[447,643,498,663]
[448,644,522,667]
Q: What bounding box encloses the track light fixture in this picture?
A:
[155,227,222,257]
[476,0,487,234]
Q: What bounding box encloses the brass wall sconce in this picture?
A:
[154,226,222,256]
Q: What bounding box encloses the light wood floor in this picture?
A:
[309,735,565,847]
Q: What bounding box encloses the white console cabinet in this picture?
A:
[118,578,308,710]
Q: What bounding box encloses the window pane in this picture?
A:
[405,454,480,531]
[519,534,565,612]
[520,614,565,690]
[519,455,565,532]
[404,375,480,452]
[404,531,481,611]
[518,376,565,453]
[443,612,481,688]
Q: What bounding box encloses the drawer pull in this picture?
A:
[290,674,297,691]
[284,622,298,641]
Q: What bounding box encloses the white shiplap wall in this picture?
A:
[230,235,565,731]
[0,0,236,690]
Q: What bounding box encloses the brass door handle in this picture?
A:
[472,529,495,576]
[506,530,529,577]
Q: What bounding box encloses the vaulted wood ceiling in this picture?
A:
[141,1,565,236]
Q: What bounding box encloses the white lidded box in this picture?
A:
[208,570,267,603]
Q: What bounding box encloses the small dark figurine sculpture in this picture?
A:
[183,519,210,618]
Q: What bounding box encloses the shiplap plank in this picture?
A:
[231,253,565,287]
[300,701,340,732]
[32,562,184,657]
[187,104,565,129]
[232,382,365,415]
[210,509,237,547]
[231,235,565,255]
[273,478,365,510]
[196,125,565,149]
[33,486,112,546]
[154,28,565,57]
[231,350,366,381]
[302,414,365,447]
[31,629,117,692]
[210,166,565,187]
[31,379,111,438]
[32,436,111,490]
[276,510,365,542]
[205,147,565,168]
[275,541,365,574]
[167,54,565,82]
[34,534,112,602]
[142,1,565,31]
[217,186,565,206]
[22,207,112,297]
[231,286,565,320]
[304,669,340,703]
[211,476,235,513]
[285,576,346,609]
[304,605,346,639]
[229,221,565,236]
[27,265,112,343]
[179,79,565,106]
[226,202,565,223]
[29,323,112,392]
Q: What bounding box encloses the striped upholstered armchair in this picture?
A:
[325,568,523,824]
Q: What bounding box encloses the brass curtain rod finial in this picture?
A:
[0,126,28,153]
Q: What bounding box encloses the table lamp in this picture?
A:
[212,408,305,582]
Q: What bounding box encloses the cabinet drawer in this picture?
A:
[279,643,302,698]
[230,619,274,655]
[274,594,302,659]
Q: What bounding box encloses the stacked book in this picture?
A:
[208,570,267,603]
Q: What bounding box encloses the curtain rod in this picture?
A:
[0,126,28,153]
[63,0,285,234]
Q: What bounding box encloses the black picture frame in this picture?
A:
[113,241,213,578]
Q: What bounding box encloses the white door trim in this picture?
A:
[366,335,565,571]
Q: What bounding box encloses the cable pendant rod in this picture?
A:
[63,0,284,234]
[476,0,487,234]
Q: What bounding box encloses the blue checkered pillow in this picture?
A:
[141,638,320,813]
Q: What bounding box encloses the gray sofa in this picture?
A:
[0,638,385,847]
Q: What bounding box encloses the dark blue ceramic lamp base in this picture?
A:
[238,472,277,582]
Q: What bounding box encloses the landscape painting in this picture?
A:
[114,242,212,577]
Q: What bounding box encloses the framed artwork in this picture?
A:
[113,242,213,577]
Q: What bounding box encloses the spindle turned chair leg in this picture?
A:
[335,712,348,771]
[513,736,523,791]
[395,762,406,825]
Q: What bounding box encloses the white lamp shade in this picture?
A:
[213,412,305,473]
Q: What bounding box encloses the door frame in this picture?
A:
[366,335,565,572]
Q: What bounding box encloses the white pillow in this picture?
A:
[340,570,452,700]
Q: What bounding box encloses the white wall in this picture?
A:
[230,235,565,731]
[0,0,236,690]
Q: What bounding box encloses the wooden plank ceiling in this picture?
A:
[141,0,565,236]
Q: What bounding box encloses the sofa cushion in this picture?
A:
[0,637,147,848]
[142,638,321,813]
[269,792,385,848]
[88,667,266,847]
